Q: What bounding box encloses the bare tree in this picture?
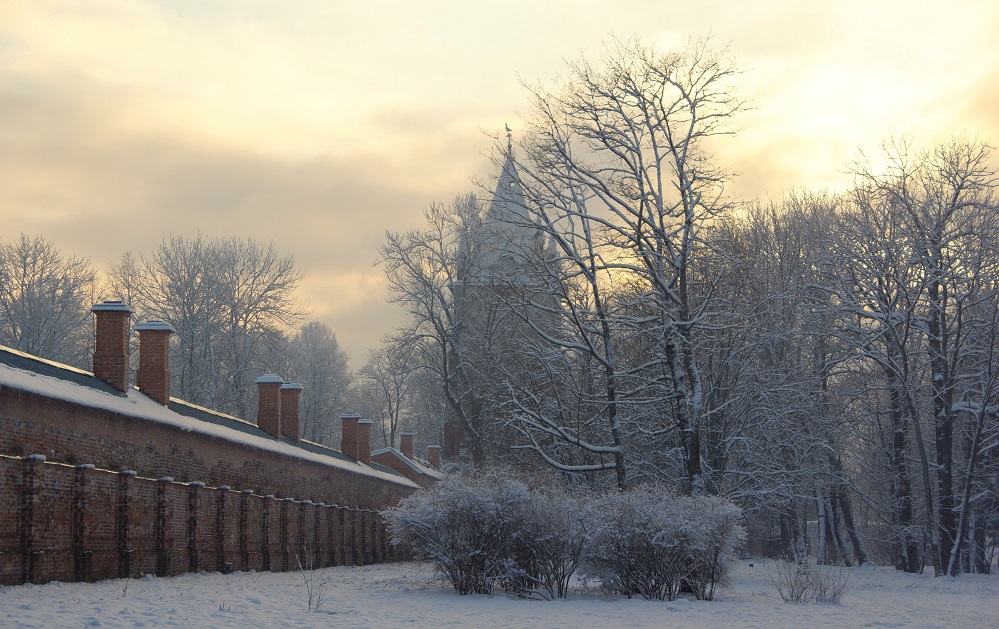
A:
[285,321,353,445]
[106,234,306,416]
[380,194,497,465]
[848,136,999,575]
[0,234,95,367]
[357,342,417,449]
[516,35,747,495]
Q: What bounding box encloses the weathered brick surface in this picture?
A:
[0,368,416,586]
[0,387,414,509]
[0,455,400,585]
[136,329,171,406]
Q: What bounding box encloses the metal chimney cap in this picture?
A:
[254,373,284,384]
[134,320,177,333]
[90,300,134,313]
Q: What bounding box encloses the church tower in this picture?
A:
[444,128,549,463]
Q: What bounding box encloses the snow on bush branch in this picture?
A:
[384,469,743,600]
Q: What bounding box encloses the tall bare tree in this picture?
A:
[381,194,497,464]
[356,342,418,449]
[107,234,306,416]
[849,136,999,575]
[285,321,353,445]
[516,35,747,495]
[0,234,95,367]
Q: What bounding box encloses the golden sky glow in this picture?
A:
[2,0,998,365]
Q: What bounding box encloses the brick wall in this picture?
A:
[0,454,394,585]
[0,386,414,509]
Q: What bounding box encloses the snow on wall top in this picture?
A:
[0,355,418,489]
[371,447,445,480]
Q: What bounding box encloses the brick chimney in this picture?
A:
[340,413,360,460]
[134,320,176,406]
[357,418,372,464]
[90,301,134,393]
[427,444,441,469]
[254,374,284,439]
[399,432,415,459]
[279,382,303,442]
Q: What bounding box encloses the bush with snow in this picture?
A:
[581,486,744,601]
[384,470,530,595]
[499,486,590,599]
[385,468,589,598]
[767,559,850,603]
[386,472,742,601]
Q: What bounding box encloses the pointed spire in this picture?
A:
[505,123,513,156]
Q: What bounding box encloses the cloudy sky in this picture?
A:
[2,0,998,366]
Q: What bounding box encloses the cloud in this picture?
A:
[0,67,490,364]
[3,0,999,368]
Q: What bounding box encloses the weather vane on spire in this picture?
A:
[505,123,512,154]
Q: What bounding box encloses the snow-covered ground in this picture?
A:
[1,560,995,628]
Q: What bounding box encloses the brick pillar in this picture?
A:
[399,432,415,459]
[372,511,382,563]
[326,505,339,566]
[73,463,95,582]
[355,509,364,565]
[280,497,291,571]
[368,511,377,564]
[357,419,372,464]
[335,507,345,566]
[90,301,133,393]
[188,481,204,572]
[216,486,230,573]
[255,374,284,439]
[135,320,176,406]
[312,503,322,568]
[427,445,442,469]
[297,500,308,568]
[155,477,173,576]
[20,454,45,584]
[239,490,252,572]
[117,469,136,579]
[340,413,360,460]
[343,507,357,566]
[261,495,274,572]
[279,382,303,442]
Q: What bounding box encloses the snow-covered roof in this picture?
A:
[371,447,445,480]
[0,345,417,489]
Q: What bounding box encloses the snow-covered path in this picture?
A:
[1,560,995,628]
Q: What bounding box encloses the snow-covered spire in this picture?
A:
[454,128,543,289]
[459,131,534,285]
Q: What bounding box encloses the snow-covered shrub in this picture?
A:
[768,559,813,602]
[388,472,742,601]
[385,470,531,595]
[682,495,745,600]
[385,468,590,598]
[499,487,590,599]
[581,486,743,601]
[809,564,850,603]
[768,559,850,603]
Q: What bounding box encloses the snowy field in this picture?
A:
[1,560,996,629]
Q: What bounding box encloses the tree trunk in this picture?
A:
[815,485,827,564]
[927,271,956,574]
[888,380,920,572]
[835,484,869,566]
